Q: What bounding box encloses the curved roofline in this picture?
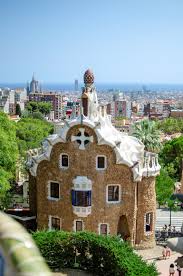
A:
[28,115,147,181]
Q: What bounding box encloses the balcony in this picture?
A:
[72,176,92,217]
[72,206,92,217]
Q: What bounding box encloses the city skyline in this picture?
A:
[1,0,183,84]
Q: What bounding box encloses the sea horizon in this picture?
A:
[1,82,183,92]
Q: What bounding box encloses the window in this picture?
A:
[72,190,91,207]
[107,185,120,203]
[48,181,60,200]
[76,131,90,146]
[50,216,61,230]
[75,220,83,232]
[99,223,109,235]
[145,212,153,232]
[60,154,69,168]
[96,156,106,170]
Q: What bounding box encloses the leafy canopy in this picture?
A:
[156,168,174,205]
[159,136,183,180]
[157,118,183,134]
[26,101,52,115]
[132,120,162,152]
[0,112,18,209]
[16,117,54,156]
[33,231,158,276]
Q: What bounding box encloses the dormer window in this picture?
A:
[59,154,69,169]
[96,155,106,170]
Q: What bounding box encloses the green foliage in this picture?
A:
[33,231,158,276]
[26,101,52,115]
[156,168,174,205]
[157,118,183,134]
[159,136,183,180]
[0,112,18,209]
[16,118,53,156]
[0,112,53,208]
[132,120,162,152]
[21,110,44,120]
[166,198,181,211]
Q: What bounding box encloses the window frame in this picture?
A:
[73,219,84,232]
[72,190,91,207]
[98,223,109,235]
[144,212,153,234]
[49,215,61,230]
[59,153,69,169]
[96,155,107,170]
[48,181,60,201]
[106,184,121,204]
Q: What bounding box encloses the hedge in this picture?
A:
[33,231,158,276]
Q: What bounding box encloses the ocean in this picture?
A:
[1,82,183,92]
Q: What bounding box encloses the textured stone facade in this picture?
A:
[29,124,156,248]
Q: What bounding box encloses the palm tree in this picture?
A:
[132,120,162,153]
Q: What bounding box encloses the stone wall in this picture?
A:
[29,124,156,247]
[136,177,156,249]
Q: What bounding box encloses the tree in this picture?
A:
[37,102,52,115]
[26,101,52,116]
[156,168,174,206]
[15,103,22,117]
[159,136,183,180]
[26,101,38,113]
[16,117,54,157]
[132,120,162,152]
[157,118,183,134]
[0,112,18,209]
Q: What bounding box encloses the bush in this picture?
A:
[33,231,158,276]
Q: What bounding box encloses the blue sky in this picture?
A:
[0,0,183,83]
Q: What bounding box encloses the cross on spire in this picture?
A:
[71,128,93,150]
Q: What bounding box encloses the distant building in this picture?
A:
[107,93,132,119]
[114,100,131,119]
[29,92,63,120]
[144,101,170,119]
[29,74,40,93]
[15,88,27,111]
[170,109,183,118]
[0,89,15,114]
[74,79,79,91]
